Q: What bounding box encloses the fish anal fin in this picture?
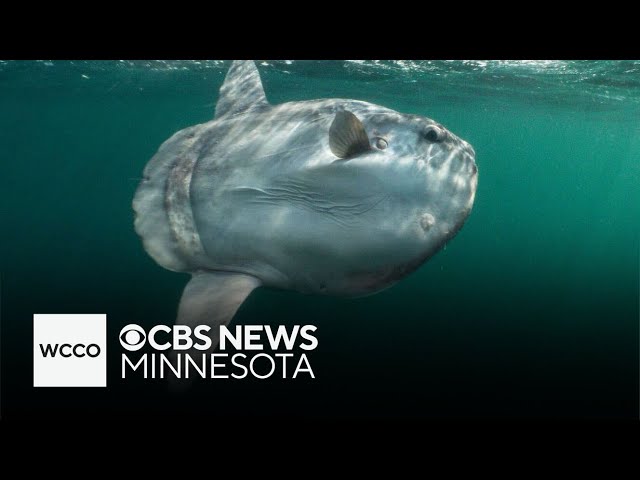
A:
[176,270,261,345]
[168,270,260,390]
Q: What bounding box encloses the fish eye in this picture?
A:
[374,137,388,150]
[424,126,443,143]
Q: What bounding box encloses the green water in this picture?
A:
[1,60,638,419]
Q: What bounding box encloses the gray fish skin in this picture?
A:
[133,61,478,345]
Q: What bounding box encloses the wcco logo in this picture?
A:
[33,314,107,387]
[39,343,102,358]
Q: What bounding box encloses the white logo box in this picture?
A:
[33,314,107,387]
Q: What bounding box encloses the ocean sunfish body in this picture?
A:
[133,60,478,347]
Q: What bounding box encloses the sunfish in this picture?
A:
[133,60,478,348]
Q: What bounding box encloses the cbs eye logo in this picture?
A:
[119,324,146,351]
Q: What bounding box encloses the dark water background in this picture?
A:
[1,60,638,419]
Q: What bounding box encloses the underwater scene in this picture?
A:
[1,60,638,419]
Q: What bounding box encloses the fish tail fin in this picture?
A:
[133,124,206,272]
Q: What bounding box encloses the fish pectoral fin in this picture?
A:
[214,60,269,119]
[176,271,261,347]
[329,110,371,159]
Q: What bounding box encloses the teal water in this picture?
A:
[1,60,638,419]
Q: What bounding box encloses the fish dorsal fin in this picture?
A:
[329,110,371,159]
[214,60,269,118]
